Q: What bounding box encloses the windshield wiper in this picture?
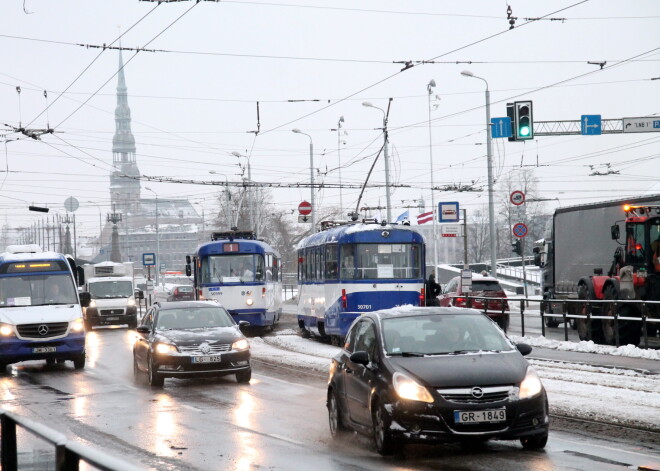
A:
[389,351,425,357]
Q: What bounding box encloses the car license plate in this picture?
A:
[191,355,222,364]
[33,346,56,353]
[106,317,119,321]
[454,408,506,424]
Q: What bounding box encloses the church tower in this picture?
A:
[109,49,141,214]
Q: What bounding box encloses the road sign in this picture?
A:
[623,117,660,133]
[512,223,528,238]
[491,117,512,139]
[438,202,459,223]
[510,190,525,206]
[298,214,311,223]
[461,269,472,294]
[441,225,461,237]
[64,196,79,212]
[580,115,601,135]
[298,201,312,215]
[143,253,155,266]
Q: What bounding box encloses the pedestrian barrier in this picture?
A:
[0,408,144,471]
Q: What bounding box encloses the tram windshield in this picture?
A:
[201,254,265,283]
[340,243,422,280]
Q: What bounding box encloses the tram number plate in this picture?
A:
[192,355,222,364]
[454,408,506,424]
[33,346,57,353]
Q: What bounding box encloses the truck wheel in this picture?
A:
[576,283,605,344]
[602,285,641,346]
[73,353,86,370]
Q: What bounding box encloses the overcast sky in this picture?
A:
[1,0,658,240]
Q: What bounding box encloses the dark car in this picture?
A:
[133,301,251,387]
[327,307,548,455]
[438,275,510,329]
[167,285,195,302]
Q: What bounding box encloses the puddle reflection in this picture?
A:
[233,390,259,471]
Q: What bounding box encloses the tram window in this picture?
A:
[265,254,273,281]
[255,255,265,281]
[341,244,356,280]
[325,245,338,280]
[317,247,323,281]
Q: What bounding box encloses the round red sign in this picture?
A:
[298,201,312,215]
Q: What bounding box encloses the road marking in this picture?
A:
[552,435,660,460]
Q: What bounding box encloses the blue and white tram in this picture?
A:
[296,222,426,342]
[187,231,282,328]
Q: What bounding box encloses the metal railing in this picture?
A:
[1,409,144,471]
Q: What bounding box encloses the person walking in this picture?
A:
[426,273,441,306]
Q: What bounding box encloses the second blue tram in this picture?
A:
[187,231,282,328]
[296,222,426,343]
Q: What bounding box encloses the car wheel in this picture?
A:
[372,400,401,455]
[133,354,141,381]
[73,353,86,370]
[236,369,252,384]
[148,355,164,388]
[544,316,559,328]
[520,432,548,450]
[328,389,346,438]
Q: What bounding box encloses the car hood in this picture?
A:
[155,326,243,346]
[0,305,82,325]
[389,351,527,388]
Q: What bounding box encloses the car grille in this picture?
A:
[100,309,124,316]
[437,386,514,404]
[178,343,232,355]
[17,322,69,339]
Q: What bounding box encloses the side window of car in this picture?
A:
[143,310,155,330]
[354,321,377,362]
[343,322,359,352]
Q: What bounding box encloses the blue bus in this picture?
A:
[187,231,282,329]
[296,222,426,344]
[0,245,87,370]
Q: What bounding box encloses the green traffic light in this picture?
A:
[519,126,530,136]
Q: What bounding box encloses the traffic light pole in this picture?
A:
[485,87,497,278]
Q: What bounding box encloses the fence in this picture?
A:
[460,295,659,349]
[0,408,144,471]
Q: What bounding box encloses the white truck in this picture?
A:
[81,261,138,329]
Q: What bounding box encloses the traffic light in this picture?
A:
[511,240,522,256]
[514,101,533,140]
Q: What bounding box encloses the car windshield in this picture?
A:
[89,280,133,299]
[175,286,193,293]
[381,314,514,355]
[156,307,235,330]
[0,273,78,307]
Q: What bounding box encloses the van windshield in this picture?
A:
[0,273,78,307]
[89,280,133,299]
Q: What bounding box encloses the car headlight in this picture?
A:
[232,338,249,351]
[393,372,434,403]
[71,318,85,332]
[0,323,14,336]
[127,298,136,307]
[246,298,254,306]
[519,366,543,399]
[155,343,178,354]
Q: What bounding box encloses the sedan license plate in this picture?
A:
[106,317,119,321]
[33,346,56,353]
[454,408,506,424]
[191,355,222,364]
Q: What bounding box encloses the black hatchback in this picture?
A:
[327,307,548,455]
[133,301,251,387]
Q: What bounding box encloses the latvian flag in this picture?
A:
[417,211,433,224]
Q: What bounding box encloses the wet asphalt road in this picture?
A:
[1,327,659,471]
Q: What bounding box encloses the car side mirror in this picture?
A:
[185,265,192,277]
[611,224,620,240]
[134,289,144,300]
[79,292,91,308]
[349,350,370,366]
[136,325,151,334]
[516,343,532,356]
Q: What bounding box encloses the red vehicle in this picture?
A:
[167,285,195,302]
[437,274,510,329]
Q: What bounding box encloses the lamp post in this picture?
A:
[291,129,316,230]
[231,152,254,235]
[427,79,439,278]
[145,187,160,285]
[461,70,497,278]
[362,101,392,223]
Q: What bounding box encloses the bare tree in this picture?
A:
[468,206,490,263]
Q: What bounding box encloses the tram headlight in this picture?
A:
[246,298,254,306]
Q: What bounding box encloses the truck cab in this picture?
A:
[81,261,138,329]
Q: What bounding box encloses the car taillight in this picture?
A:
[454,297,466,306]
[420,287,425,306]
[342,289,347,309]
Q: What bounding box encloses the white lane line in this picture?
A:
[551,435,660,460]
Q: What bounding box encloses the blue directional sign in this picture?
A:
[491,117,512,139]
[143,253,156,266]
[581,115,602,135]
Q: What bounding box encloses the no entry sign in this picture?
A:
[298,201,312,216]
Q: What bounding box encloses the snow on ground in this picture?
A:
[250,330,660,431]
[509,334,660,360]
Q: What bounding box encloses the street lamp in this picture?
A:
[461,70,497,278]
[291,128,316,230]
[426,79,439,278]
[231,151,254,235]
[144,187,160,285]
[362,101,392,223]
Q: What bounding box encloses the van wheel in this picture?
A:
[73,354,86,370]
[84,319,94,331]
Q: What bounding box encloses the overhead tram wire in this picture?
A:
[23,3,162,129]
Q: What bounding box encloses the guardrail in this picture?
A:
[459,295,659,349]
[0,409,144,471]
